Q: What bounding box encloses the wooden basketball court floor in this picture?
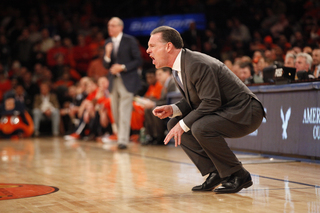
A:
[0,137,319,213]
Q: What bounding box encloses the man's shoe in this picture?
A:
[192,172,224,191]
[118,144,127,150]
[64,133,81,140]
[214,168,253,194]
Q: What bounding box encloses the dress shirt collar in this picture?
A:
[172,49,182,72]
[112,32,123,43]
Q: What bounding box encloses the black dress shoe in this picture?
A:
[118,144,127,149]
[214,168,252,194]
[192,172,224,191]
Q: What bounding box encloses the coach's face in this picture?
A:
[147,33,170,69]
[108,18,123,38]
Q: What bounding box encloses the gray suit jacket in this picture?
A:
[175,49,265,128]
[103,33,142,94]
[156,77,177,106]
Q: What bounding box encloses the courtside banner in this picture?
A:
[123,13,206,36]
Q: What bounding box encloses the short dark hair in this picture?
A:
[151,26,184,49]
[146,68,156,75]
[157,67,172,74]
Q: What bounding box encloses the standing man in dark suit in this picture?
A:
[103,17,142,149]
[146,26,265,193]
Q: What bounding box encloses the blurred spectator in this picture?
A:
[277,34,291,54]
[40,28,54,53]
[238,62,254,85]
[303,46,313,55]
[224,60,233,72]
[46,35,69,68]
[28,23,41,44]
[254,56,268,84]
[32,82,60,136]
[0,67,12,102]
[291,31,307,49]
[4,83,32,113]
[263,36,277,50]
[0,34,11,69]
[261,8,278,34]
[31,41,47,66]
[73,34,92,76]
[229,17,251,44]
[62,37,76,68]
[232,60,241,77]
[203,29,220,59]
[51,54,68,81]
[142,67,177,145]
[143,68,163,101]
[309,23,320,44]
[53,69,74,90]
[0,97,34,139]
[60,77,89,134]
[284,52,296,68]
[59,84,86,134]
[88,31,105,59]
[21,71,39,107]
[295,52,314,79]
[32,63,44,84]
[40,66,54,84]
[59,20,78,45]
[270,14,289,39]
[14,28,33,69]
[87,46,109,81]
[312,48,320,78]
[182,21,204,51]
[250,31,267,53]
[64,77,107,140]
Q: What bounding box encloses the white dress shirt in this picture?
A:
[104,32,123,63]
[170,49,190,132]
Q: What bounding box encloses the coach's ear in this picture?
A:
[166,42,174,52]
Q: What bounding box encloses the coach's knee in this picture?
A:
[190,121,203,139]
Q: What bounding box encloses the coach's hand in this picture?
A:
[164,123,184,147]
[152,105,173,119]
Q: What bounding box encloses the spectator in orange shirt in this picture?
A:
[46,35,69,68]
[53,69,74,90]
[144,68,163,101]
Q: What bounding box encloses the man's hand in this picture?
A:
[44,109,52,117]
[152,105,173,119]
[104,42,113,59]
[110,63,124,75]
[164,123,184,147]
[144,99,155,109]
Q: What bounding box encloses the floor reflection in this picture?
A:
[0,138,319,212]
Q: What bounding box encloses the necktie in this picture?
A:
[172,69,184,91]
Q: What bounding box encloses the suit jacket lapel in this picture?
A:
[180,49,191,107]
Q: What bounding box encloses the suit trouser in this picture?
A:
[168,99,264,178]
[110,77,133,145]
[33,108,60,135]
[144,108,166,140]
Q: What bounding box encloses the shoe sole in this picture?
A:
[192,182,221,192]
[214,180,253,194]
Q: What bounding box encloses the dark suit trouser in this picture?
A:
[168,99,264,178]
[144,108,166,140]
